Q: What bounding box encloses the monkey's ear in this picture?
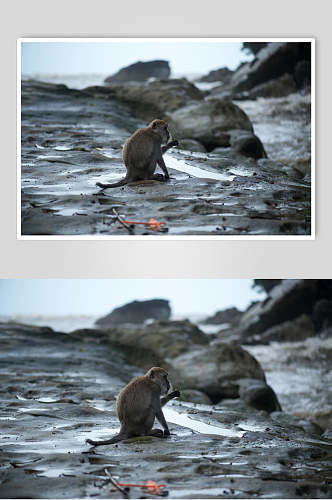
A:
[149,369,155,379]
[152,121,157,130]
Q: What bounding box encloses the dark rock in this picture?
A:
[202,307,242,326]
[104,60,170,83]
[197,66,234,84]
[178,138,207,152]
[179,389,213,405]
[228,129,267,159]
[236,280,320,339]
[294,60,311,89]
[231,42,311,93]
[238,378,282,412]
[169,98,253,151]
[312,299,332,332]
[234,73,297,100]
[243,314,315,345]
[95,299,171,327]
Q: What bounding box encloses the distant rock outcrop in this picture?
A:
[105,60,170,83]
[202,307,242,326]
[95,299,171,327]
[197,66,233,84]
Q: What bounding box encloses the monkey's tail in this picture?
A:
[96,177,129,189]
[86,433,127,446]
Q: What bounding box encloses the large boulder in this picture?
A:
[169,98,253,151]
[227,129,267,159]
[105,60,170,83]
[172,342,266,402]
[95,299,171,327]
[105,78,204,121]
[238,378,282,413]
[100,320,209,363]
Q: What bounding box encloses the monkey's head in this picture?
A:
[146,366,170,395]
[149,119,170,144]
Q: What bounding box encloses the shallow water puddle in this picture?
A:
[164,408,245,438]
[170,487,242,498]
[94,148,234,182]
[237,423,267,432]
[165,154,234,181]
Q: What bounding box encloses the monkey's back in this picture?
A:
[123,128,160,171]
[116,376,160,433]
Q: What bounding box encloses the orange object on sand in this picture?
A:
[117,480,166,494]
[122,218,166,231]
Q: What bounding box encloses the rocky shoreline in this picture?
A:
[21,42,312,236]
[1,281,331,498]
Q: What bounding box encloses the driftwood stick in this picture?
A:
[112,208,134,235]
[104,469,130,499]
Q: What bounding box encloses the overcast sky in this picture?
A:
[21,40,253,76]
[0,279,264,317]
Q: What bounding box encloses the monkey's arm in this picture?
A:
[160,390,180,407]
[157,156,170,179]
[161,140,179,155]
[155,407,170,436]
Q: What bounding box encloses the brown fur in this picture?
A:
[96,120,178,189]
[86,367,180,446]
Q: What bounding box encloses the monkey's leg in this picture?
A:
[161,140,179,154]
[160,390,180,407]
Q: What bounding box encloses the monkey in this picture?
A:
[86,367,180,446]
[96,120,178,189]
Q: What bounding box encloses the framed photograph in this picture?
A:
[18,38,315,239]
[1,278,331,498]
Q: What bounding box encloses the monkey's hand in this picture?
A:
[163,429,171,437]
[169,390,180,398]
[170,139,179,147]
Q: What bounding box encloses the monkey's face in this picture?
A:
[151,120,170,144]
[148,367,171,395]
